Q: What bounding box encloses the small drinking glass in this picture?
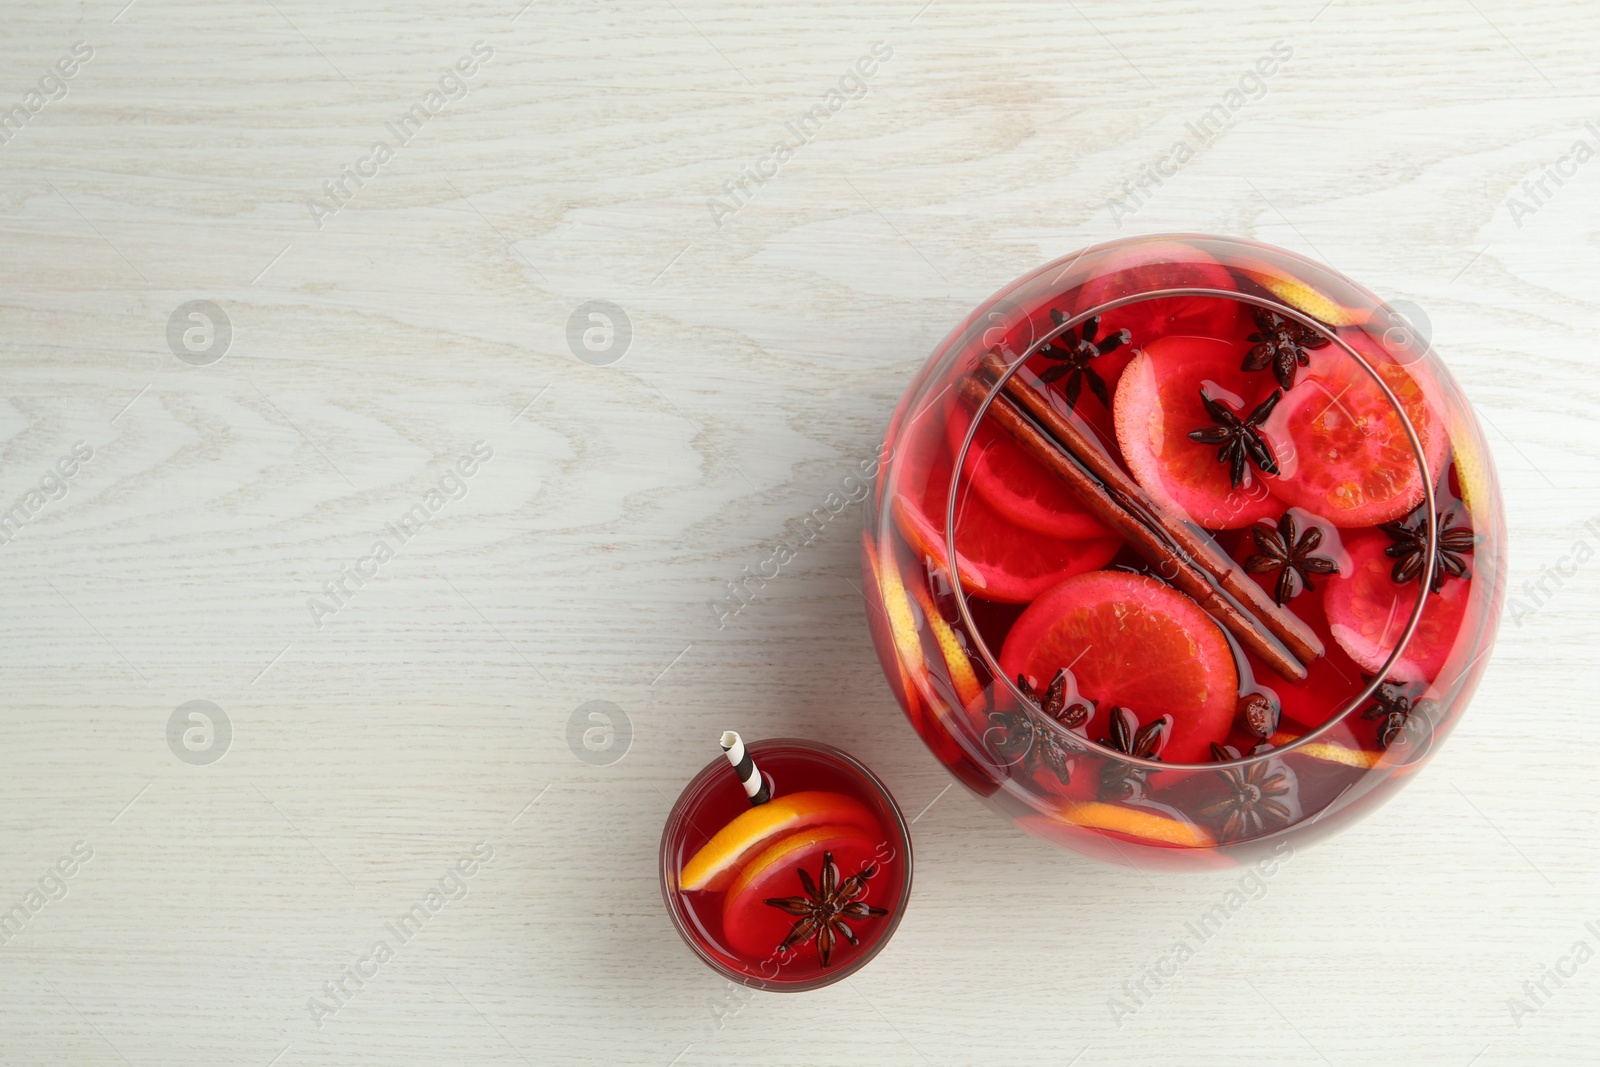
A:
[660,738,913,990]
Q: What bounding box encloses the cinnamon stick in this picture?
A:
[979,350,1324,666]
[957,375,1310,684]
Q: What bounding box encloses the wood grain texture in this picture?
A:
[1,0,1597,1063]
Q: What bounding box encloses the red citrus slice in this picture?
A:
[1323,533,1469,684]
[1270,332,1447,527]
[998,571,1238,763]
[1074,241,1243,345]
[1244,585,1363,733]
[890,414,1119,602]
[894,487,1119,603]
[945,397,1112,541]
[1113,334,1287,529]
[721,826,888,961]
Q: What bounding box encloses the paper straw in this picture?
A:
[719,731,770,805]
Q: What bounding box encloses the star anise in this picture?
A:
[1242,307,1330,391]
[765,851,888,967]
[1036,309,1131,409]
[1359,678,1439,751]
[1199,756,1293,842]
[987,670,1089,783]
[1245,511,1339,605]
[1187,388,1282,489]
[1378,504,1477,593]
[1097,706,1166,800]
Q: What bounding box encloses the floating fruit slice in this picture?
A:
[679,791,878,893]
[891,424,1120,602]
[889,548,977,754]
[1113,334,1286,529]
[1226,571,1357,732]
[945,397,1112,541]
[863,533,925,703]
[1232,256,1365,328]
[1031,800,1215,848]
[1269,731,1382,769]
[1323,533,1470,684]
[1270,332,1447,528]
[868,535,994,789]
[998,571,1238,763]
[898,648,1006,797]
[903,564,984,711]
[1442,404,1495,529]
[1452,438,1490,527]
[721,825,886,961]
[1074,240,1243,344]
[1299,743,1381,769]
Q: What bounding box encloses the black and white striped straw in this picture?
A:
[719,731,770,805]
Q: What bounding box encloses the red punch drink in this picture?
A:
[660,738,912,990]
[862,234,1505,870]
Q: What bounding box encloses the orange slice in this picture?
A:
[1297,743,1381,768]
[1049,800,1214,848]
[904,565,983,710]
[1113,336,1287,529]
[1234,259,1365,327]
[872,538,926,679]
[1269,731,1381,769]
[862,533,923,715]
[721,825,885,960]
[998,571,1237,763]
[678,791,878,892]
[889,400,1121,602]
[1446,412,1493,527]
[1271,336,1448,528]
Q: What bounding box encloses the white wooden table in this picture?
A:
[2,1,1597,1063]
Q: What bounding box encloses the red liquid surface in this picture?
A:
[863,237,1505,867]
[660,741,911,989]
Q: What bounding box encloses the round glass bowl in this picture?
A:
[861,234,1505,870]
[660,738,913,990]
